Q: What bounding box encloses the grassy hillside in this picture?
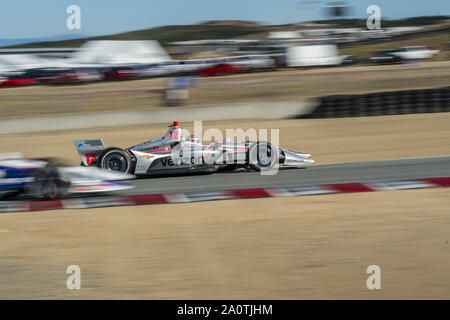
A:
[6,16,449,49]
[7,21,268,48]
[341,24,450,60]
[314,16,449,28]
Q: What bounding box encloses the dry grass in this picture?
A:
[1,112,449,165]
[0,188,449,299]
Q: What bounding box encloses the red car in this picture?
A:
[102,67,141,81]
[39,69,103,85]
[196,63,246,77]
[0,77,37,88]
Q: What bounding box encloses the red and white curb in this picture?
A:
[1,177,449,213]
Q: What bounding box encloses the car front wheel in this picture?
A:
[29,163,70,200]
[247,141,277,172]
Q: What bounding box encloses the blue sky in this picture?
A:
[0,0,448,38]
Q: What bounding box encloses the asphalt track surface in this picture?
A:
[126,156,450,195]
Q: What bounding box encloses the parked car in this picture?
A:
[140,61,178,77]
[0,75,37,88]
[370,49,403,64]
[196,63,246,76]
[395,46,439,60]
[214,55,275,71]
[101,66,142,81]
[371,46,439,64]
[39,68,103,85]
[20,68,66,81]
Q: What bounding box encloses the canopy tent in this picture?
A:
[70,40,171,65]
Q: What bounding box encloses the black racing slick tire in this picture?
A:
[97,147,132,174]
[247,141,277,172]
[28,161,70,200]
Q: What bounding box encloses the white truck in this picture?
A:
[286,44,351,68]
[370,46,440,64]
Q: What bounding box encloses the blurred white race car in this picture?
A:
[0,153,134,200]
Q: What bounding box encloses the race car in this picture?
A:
[0,153,134,200]
[73,121,315,176]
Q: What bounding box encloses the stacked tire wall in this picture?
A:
[309,87,449,118]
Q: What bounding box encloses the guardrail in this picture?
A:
[308,87,449,118]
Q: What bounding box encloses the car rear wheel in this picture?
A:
[98,147,132,174]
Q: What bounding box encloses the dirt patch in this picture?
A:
[0,188,449,299]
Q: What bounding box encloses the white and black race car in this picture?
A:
[74,121,315,176]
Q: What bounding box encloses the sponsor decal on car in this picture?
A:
[161,156,204,166]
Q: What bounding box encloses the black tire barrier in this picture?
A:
[310,87,450,118]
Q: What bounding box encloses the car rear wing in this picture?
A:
[73,139,105,166]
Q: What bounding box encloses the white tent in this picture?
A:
[69,40,171,66]
[0,54,53,72]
